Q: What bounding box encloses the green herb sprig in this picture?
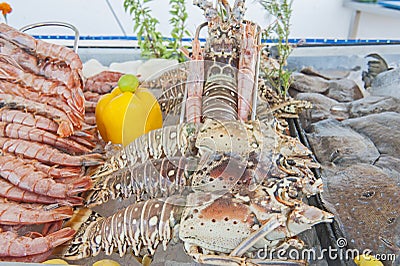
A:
[123,0,190,62]
[259,0,293,96]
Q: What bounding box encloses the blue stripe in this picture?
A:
[32,35,400,44]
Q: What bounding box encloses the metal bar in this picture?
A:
[105,0,127,36]
[19,22,80,53]
[26,35,400,45]
[348,10,361,39]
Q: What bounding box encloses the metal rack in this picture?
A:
[19,21,80,53]
[288,118,351,266]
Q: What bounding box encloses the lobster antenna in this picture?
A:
[219,0,232,20]
[233,0,246,22]
[251,23,262,120]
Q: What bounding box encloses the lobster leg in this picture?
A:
[229,215,281,257]
[183,215,282,265]
[184,242,306,266]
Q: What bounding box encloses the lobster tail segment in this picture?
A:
[59,197,185,261]
[57,208,103,260]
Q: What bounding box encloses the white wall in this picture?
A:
[3,0,400,40]
[291,0,353,39]
[290,0,400,39]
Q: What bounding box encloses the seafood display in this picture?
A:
[58,1,333,265]
[0,0,339,264]
[0,23,103,262]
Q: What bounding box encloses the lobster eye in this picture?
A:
[209,65,221,76]
[222,66,235,78]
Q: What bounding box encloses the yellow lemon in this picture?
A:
[354,254,384,266]
[42,258,69,265]
[95,75,162,146]
[92,259,121,266]
[118,74,139,93]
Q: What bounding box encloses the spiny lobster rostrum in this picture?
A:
[60,1,333,265]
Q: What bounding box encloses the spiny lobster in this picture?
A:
[60,1,333,265]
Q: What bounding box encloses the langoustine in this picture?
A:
[0,108,60,133]
[0,228,75,256]
[0,32,82,90]
[84,70,122,94]
[0,22,102,263]
[0,226,75,262]
[0,80,84,127]
[0,93,74,137]
[23,158,83,179]
[0,34,40,75]
[0,54,85,121]
[0,122,91,155]
[0,109,96,148]
[0,197,73,225]
[83,70,123,127]
[0,137,103,167]
[0,153,92,199]
[0,23,83,70]
[0,23,87,139]
[0,178,82,206]
[237,22,260,121]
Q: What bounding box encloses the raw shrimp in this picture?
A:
[0,227,75,257]
[0,197,73,225]
[0,93,74,137]
[84,70,122,94]
[0,137,103,167]
[0,153,93,198]
[0,80,84,126]
[0,178,82,206]
[0,122,91,154]
[0,54,84,117]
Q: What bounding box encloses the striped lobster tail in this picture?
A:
[84,156,197,207]
[202,63,239,121]
[61,197,185,260]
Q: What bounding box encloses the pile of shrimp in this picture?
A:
[0,23,105,262]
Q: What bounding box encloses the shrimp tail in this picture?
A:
[68,177,93,196]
